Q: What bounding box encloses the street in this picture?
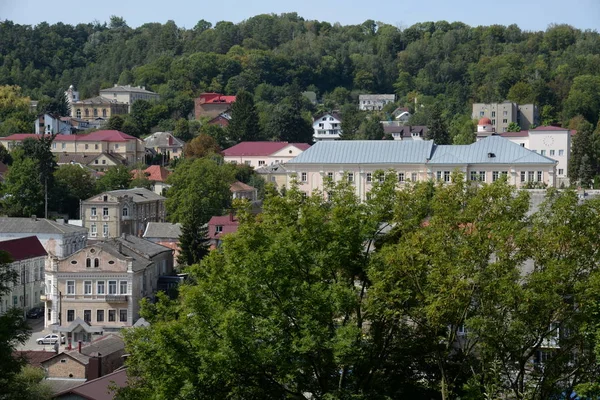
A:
[18,316,58,352]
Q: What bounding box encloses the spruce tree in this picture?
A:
[425,103,450,144]
[177,218,210,266]
[227,90,262,143]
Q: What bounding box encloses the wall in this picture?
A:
[0,256,46,316]
[45,354,86,379]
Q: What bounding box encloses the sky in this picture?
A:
[1,0,599,31]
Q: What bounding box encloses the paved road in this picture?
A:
[18,317,60,352]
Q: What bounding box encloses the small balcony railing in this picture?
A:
[105,295,128,303]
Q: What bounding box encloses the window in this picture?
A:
[94,144,98,150]
[444,171,451,182]
[103,207,108,216]
[97,310,104,322]
[301,172,307,182]
[120,281,127,295]
[119,309,127,322]
[67,310,75,322]
[66,280,75,295]
[108,310,116,322]
[558,168,564,175]
[347,173,354,182]
[411,173,418,182]
[537,171,542,182]
[102,160,106,164]
[436,171,442,181]
[97,281,105,295]
[61,143,66,149]
[108,281,117,295]
[550,150,555,156]
[501,171,508,178]
[521,171,526,182]
[491,119,495,125]
[91,224,97,236]
[102,109,107,118]
[366,173,372,183]
[559,150,564,156]
[540,150,546,156]
[492,171,499,182]
[84,310,91,323]
[93,109,98,117]
[244,160,251,166]
[479,111,484,117]
[103,224,108,237]
[398,172,405,182]
[122,207,128,217]
[76,109,81,118]
[91,207,97,216]
[521,143,525,147]
[491,111,496,117]
[502,119,508,123]
[215,225,223,233]
[103,195,108,202]
[52,142,57,149]
[470,171,477,181]
[85,144,89,150]
[86,258,91,268]
[503,111,508,116]
[258,160,266,166]
[326,172,333,181]
[85,109,89,117]
[84,281,92,295]
[94,258,99,268]
[378,174,384,183]
[114,144,119,149]
[528,171,535,182]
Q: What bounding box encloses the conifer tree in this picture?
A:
[227,90,262,143]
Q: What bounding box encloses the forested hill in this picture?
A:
[1,14,599,127]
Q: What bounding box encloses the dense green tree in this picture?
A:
[507,121,521,132]
[265,103,313,143]
[0,144,11,165]
[96,165,132,192]
[426,103,450,144]
[449,115,476,144]
[0,149,44,217]
[105,115,125,131]
[183,134,221,158]
[54,164,97,218]
[227,90,262,142]
[568,116,595,183]
[358,116,385,140]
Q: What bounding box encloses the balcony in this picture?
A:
[102,215,109,221]
[105,295,128,303]
[90,215,98,220]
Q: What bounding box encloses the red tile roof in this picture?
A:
[14,351,55,368]
[208,215,239,239]
[198,93,236,104]
[223,141,311,157]
[0,236,47,261]
[230,181,255,192]
[1,130,137,143]
[478,117,492,125]
[132,165,170,182]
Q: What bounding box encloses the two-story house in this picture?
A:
[285,136,557,201]
[81,188,166,239]
[43,234,173,331]
[143,131,184,159]
[131,165,171,196]
[0,236,47,317]
[0,130,146,167]
[194,93,236,119]
[358,94,396,111]
[99,85,160,110]
[223,141,311,169]
[0,216,87,258]
[35,113,72,135]
[313,112,343,141]
[70,96,129,123]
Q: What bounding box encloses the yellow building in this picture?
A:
[70,96,128,122]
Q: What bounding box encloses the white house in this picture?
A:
[312,112,343,141]
[500,126,572,186]
[35,113,72,135]
[285,136,557,201]
[223,142,311,169]
[358,94,396,111]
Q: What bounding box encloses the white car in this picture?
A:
[36,334,65,345]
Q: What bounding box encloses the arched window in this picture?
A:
[76,109,81,118]
[84,109,89,117]
[102,109,107,118]
[93,108,98,117]
[94,258,99,268]
[86,258,91,268]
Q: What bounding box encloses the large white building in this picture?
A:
[285,136,557,200]
[358,94,396,111]
[476,118,572,185]
[223,142,311,169]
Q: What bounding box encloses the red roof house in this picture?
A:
[0,236,47,261]
[222,141,311,169]
[207,214,239,249]
[132,165,171,182]
[194,93,236,119]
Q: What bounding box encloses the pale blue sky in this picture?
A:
[1,0,598,31]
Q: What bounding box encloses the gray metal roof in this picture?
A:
[116,234,172,258]
[143,131,184,148]
[100,85,158,95]
[143,222,182,239]
[288,136,556,166]
[0,217,87,235]
[288,140,435,165]
[429,136,557,165]
[103,188,166,203]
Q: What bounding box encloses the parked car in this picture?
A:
[36,334,65,345]
[26,307,44,319]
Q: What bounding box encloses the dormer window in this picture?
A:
[103,195,108,202]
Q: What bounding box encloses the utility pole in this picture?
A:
[22,264,26,320]
[45,176,48,219]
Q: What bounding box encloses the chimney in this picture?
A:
[31,215,37,221]
[87,356,102,380]
[78,341,82,353]
[229,210,234,222]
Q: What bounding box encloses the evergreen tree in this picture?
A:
[177,218,210,266]
[266,103,313,143]
[568,117,594,183]
[579,153,594,188]
[227,90,262,143]
[425,103,450,144]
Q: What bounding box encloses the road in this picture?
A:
[18,316,60,352]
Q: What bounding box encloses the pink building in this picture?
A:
[223,141,311,169]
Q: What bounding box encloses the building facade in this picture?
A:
[313,112,343,141]
[223,142,311,169]
[472,101,539,132]
[0,236,47,317]
[143,131,184,159]
[0,217,87,258]
[194,93,236,119]
[70,96,129,122]
[35,113,72,135]
[81,188,166,239]
[0,131,145,166]
[99,85,160,108]
[43,235,173,330]
[358,94,396,111]
[285,136,557,201]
